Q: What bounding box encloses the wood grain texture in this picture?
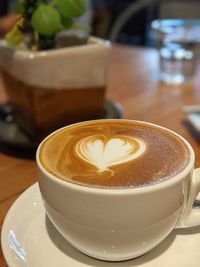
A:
[0,44,200,266]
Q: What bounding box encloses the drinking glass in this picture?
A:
[151,19,200,84]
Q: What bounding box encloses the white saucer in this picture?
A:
[1,183,200,267]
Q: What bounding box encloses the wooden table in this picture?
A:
[0,44,200,266]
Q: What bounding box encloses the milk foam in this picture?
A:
[40,120,190,188]
[76,135,146,171]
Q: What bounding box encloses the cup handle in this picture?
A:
[175,168,200,229]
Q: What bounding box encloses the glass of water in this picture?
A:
[151,19,200,84]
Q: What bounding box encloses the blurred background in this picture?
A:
[91,0,200,46]
[0,0,199,46]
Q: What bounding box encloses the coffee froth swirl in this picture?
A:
[76,135,146,171]
[40,120,190,188]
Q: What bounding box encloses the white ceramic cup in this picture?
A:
[36,120,200,261]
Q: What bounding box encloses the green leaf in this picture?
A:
[57,0,86,18]
[6,27,23,46]
[6,18,24,47]
[31,4,62,36]
[61,16,73,29]
[49,0,58,7]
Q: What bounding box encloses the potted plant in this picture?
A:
[0,0,110,141]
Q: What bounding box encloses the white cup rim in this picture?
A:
[36,119,195,195]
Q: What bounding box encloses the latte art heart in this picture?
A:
[76,135,146,171]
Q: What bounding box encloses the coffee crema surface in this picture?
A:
[39,120,190,188]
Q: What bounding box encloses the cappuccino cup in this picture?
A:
[36,119,200,261]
